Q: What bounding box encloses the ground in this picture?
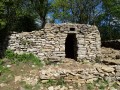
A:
[0,47,120,90]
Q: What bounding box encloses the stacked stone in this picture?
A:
[39,64,117,83]
[7,23,101,61]
[115,66,120,81]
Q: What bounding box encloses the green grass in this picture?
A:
[24,84,33,90]
[5,49,43,67]
[20,81,33,90]
[86,83,94,90]
[86,78,119,90]
[42,78,66,87]
[0,59,10,75]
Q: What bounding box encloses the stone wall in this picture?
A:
[39,63,120,83]
[8,23,101,61]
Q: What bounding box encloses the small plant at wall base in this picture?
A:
[5,49,16,61]
[5,49,43,66]
[0,59,9,75]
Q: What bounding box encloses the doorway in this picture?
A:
[65,33,78,60]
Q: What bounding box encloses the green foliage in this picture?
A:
[51,0,70,22]
[5,49,16,60]
[102,0,120,18]
[24,84,33,90]
[95,56,101,63]
[5,49,43,66]
[0,0,6,30]
[0,59,9,74]
[51,0,120,41]
[30,0,50,28]
[112,82,119,89]
[86,83,94,90]
[15,15,36,32]
[99,25,120,41]
[0,59,4,65]
[51,0,101,23]
[86,78,119,90]
[0,0,120,40]
[56,77,66,86]
[96,79,108,90]
[45,79,56,86]
[42,78,66,87]
[96,0,120,41]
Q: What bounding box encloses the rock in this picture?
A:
[115,55,120,59]
[54,85,61,90]
[86,78,98,83]
[41,80,49,83]
[115,66,120,70]
[48,86,54,90]
[77,79,85,84]
[101,66,114,73]
[15,76,22,82]
[96,68,103,73]
[6,65,11,68]
[32,65,35,68]
[116,77,120,81]
[102,59,120,65]
[60,86,68,90]
[23,77,38,85]
[116,72,120,77]
[117,81,120,86]
[110,87,117,90]
[68,86,73,89]
[19,86,25,90]
[0,83,7,87]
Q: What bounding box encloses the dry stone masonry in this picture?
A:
[8,23,101,61]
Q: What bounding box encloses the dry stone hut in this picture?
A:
[8,23,101,61]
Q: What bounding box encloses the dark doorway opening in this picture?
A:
[65,33,78,60]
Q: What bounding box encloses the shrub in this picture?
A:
[17,53,43,66]
[15,15,37,32]
[5,49,16,60]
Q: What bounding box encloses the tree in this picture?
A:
[30,0,50,28]
[0,0,23,30]
[102,0,120,19]
[97,0,120,41]
[0,0,6,30]
[51,0,102,24]
[51,0,71,23]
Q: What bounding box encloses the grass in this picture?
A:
[86,83,94,90]
[0,49,119,90]
[0,73,14,83]
[41,78,66,88]
[5,49,43,66]
[24,84,33,90]
[0,59,10,75]
[86,78,119,90]
[0,49,43,86]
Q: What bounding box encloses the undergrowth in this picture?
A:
[5,49,43,66]
[0,59,9,75]
[86,78,118,90]
[42,77,66,87]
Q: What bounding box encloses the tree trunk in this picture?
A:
[41,17,46,29]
